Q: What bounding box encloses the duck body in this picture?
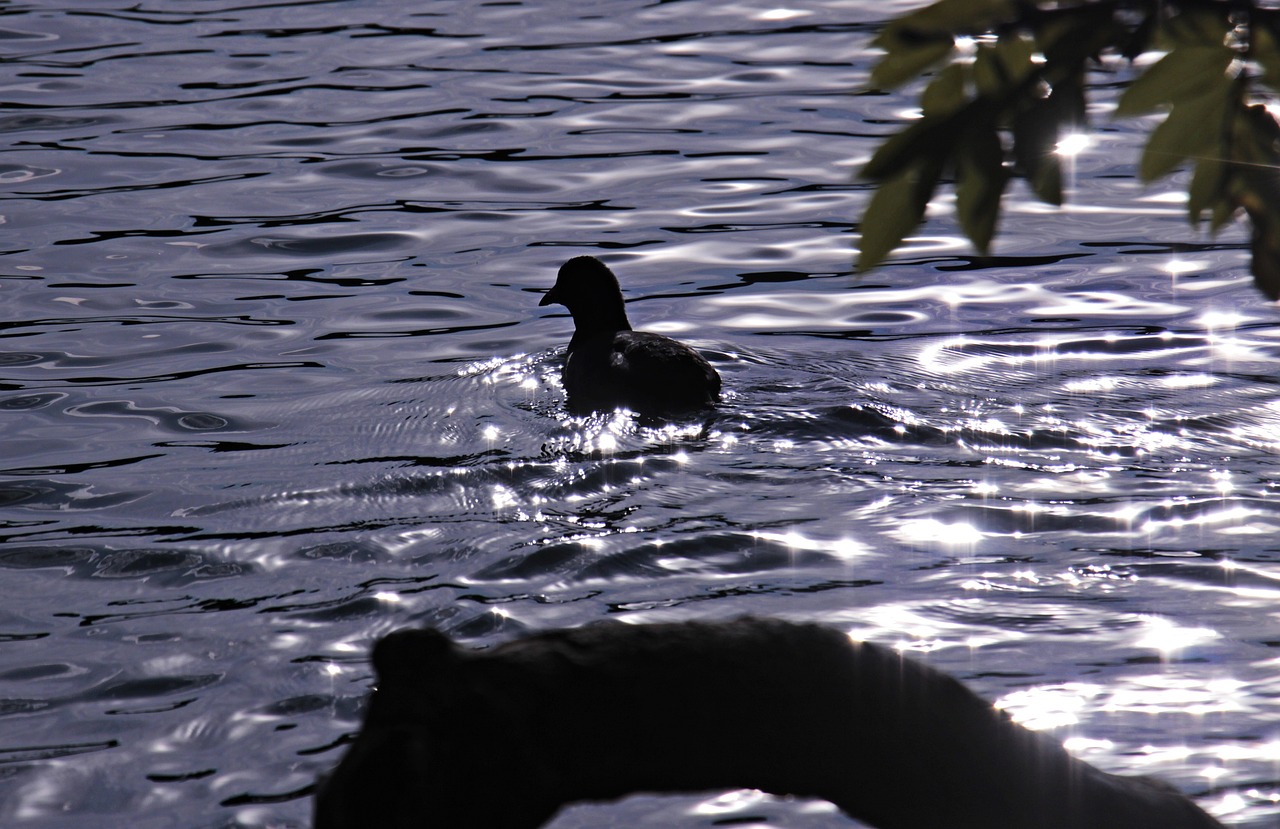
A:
[540,255,720,415]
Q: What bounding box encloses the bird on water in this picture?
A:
[539,255,721,415]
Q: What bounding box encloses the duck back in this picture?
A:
[563,329,721,414]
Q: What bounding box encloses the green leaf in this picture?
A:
[1252,16,1280,91]
[971,37,1034,98]
[1036,4,1127,65]
[1116,46,1234,116]
[921,63,967,118]
[1209,195,1238,232]
[861,109,961,182]
[869,37,955,90]
[878,0,1016,38]
[972,43,1003,98]
[1028,155,1063,205]
[994,33,1036,86]
[1250,216,1280,300]
[1187,156,1226,224]
[1047,71,1087,133]
[1138,90,1228,181]
[956,126,1008,252]
[869,0,1019,89]
[1158,9,1232,51]
[858,162,941,272]
[1011,94,1067,205]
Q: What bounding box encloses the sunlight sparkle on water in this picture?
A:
[1141,503,1259,534]
[1062,736,1115,754]
[1001,675,1250,729]
[895,518,985,545]
[1064,376,1121,393]
[752,530,870,562]
[996,682,1103,730]
[491,484,518,509]
[270,633,305,650]
[1157,373,1215,389]
[756,8,810,20]
[692,789,765,815]
[1112,502,1144,526]
[1197,309,1252,329]
[1215,791,1250,817]
[1132,615,1220,657]
[1164,259,1202,276]
[1200,765,1230,784]
[1055,133,1091,156]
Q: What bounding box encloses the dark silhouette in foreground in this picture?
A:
[314,618,1222,829]
[539,255,721,415]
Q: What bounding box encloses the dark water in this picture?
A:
[3,1,1280,826]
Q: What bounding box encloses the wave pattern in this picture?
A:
[1,0,1277,827]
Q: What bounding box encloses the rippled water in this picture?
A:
[3,1,1280,827]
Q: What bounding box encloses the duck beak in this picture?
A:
[539,286,561,307]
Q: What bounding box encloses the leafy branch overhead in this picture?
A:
[859,0,1280,300]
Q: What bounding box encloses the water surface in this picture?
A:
[2,1,1279,827]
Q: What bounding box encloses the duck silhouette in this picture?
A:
[539,255,721,415]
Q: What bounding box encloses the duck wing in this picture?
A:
[562,330,720,414]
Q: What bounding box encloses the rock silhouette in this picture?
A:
[314,617,1222,829]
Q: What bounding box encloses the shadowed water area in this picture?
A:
[2,0,1280,826]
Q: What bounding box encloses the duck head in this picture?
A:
[539,255,632,334]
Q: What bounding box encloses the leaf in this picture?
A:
[857,162,941,272]
[970,37,1035,99]
[955,126,1008,252]
[1249,211,1280,300]
[1138,90,1228,181]
[1116,46,1234,116]
[921,63,967,118]
[972,43,1004,98]
[1011,94,1067,205]
[1252,15,1280,91]
[1187,156,1226,224]
[869,37,955,90]
[875,0,1016,42]
[1032,5,1127,71]
[994,33,1036,87]
[1158,9,1232,51]
[1028,155,1063,205]
[861,108,963,182]
[869,0,1019,90]
[1209,193,1238,233]
[1047,71,1087,132]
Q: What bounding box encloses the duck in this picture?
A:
[538,255,721,414]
